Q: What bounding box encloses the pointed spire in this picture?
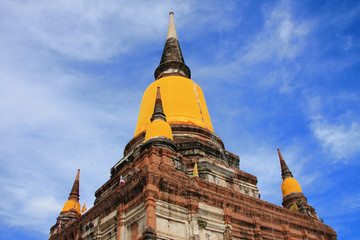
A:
[68,169,80,202]
[150,87,166,122]
[277,148,293,180]
[154,11,191,80]
[166,10,178,40]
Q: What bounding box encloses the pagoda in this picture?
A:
[49,12,336,240]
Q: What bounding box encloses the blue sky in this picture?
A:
[0,0,359,239]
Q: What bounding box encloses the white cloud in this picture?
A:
[1,184,61,221]
[304,93,360,161]
[0,179,63,234]
[342,194,360,210]
[243,1,311,63]
[312,121,360,161]
[257,67,299,93]
[1,0,190,61]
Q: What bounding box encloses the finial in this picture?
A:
[277,148,293,180]
[150,87,166,122]
[166,9,177,40]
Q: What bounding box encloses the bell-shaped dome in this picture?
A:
[61,200,81,214]
[134,76,213,136]
[145,120,173,141]
[281,177,303,197]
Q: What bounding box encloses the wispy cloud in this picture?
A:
[0,66,140,233]
[303,92,360,162]
[311,121,360,161]
[194,0,313,95]
[243,1,311,63]
[0,181,61,231]
[1,0,189,61]
[342,194,360,210]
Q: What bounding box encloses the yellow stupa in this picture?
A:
[277,148,303,197]
[144,87,173,141]
[134,11,213,137]
[61,200,81,214]
[60,169,81,215]
[281,177,303,197]
[145,120,173,141]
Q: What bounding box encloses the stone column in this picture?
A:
[143,184,159,231]
[187,195,199,240]
[223,202,234,240]
[145,196,157,229]
[116,203,124,240]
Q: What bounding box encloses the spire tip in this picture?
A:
[277,148,293,180]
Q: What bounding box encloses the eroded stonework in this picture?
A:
[49,124,336,240]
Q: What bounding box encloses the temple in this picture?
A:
[49,12,336,240]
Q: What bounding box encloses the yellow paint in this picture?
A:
[144,120,173,141]
[281,177,303,197]
[134,76,214,137]
[81,203,87,213]
[193,162,198,177]
[289,203,298,212]
[60,200,81,215]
